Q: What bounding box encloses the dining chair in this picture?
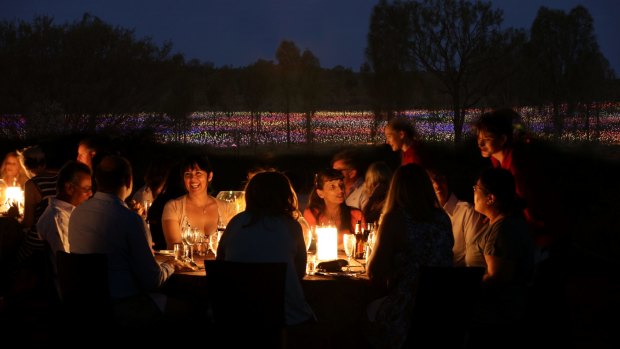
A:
[204,260,287,348]
[56,251,111,336]
[404,266,485,349]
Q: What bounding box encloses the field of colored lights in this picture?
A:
[2,103,620,147]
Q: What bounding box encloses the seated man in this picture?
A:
[37,160,92,271]
[68,155,182,326]
[428,168,486,267]
[331,149,367,210]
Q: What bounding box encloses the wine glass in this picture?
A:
[366,231,376,264]
[143,199,152,218]
[216,190,246,221]
[182,227,197,264]
[210,230,223,258]
[300,219,312,252]
[343,233,356,271]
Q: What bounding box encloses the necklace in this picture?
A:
[189,197,210,215]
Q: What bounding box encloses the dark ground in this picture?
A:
[1,133,619,347]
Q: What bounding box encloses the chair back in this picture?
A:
[205,260,287,347]
[406,266,485,348]
[56,251,109,317]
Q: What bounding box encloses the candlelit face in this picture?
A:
[317,179,345,205]
[68,172,93,206]
[2,154,20,178]
[430,173,449,206]
[477,129,507,158]
[183,165,213,195]
[473,180,491,215]
[77,144,95,169]
[384,126,404,152]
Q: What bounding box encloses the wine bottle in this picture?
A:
[355,220,365,259]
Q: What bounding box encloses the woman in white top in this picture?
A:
[162,155,229,249]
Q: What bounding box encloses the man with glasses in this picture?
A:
[331,149,367,210]
[37,161,92,271]
[38,161,92,254]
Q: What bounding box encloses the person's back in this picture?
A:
[68,155,175,303]
[19,145,58,229]
[217,171,314,326]
[366,164,453,349]
[220,212,314,325]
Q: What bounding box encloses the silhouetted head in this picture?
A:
[245,171,298,220]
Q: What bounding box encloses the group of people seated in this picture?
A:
[0,107,551,346]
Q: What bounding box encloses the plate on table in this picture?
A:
[155,250,174,256]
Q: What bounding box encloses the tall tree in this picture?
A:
[239,59,275,146]
[275,40,301,146]
[407,0,520,142]
[365,0,414,121]
[299,49,321,144]
[528,5,613,138]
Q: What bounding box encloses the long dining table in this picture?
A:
[156,251,385,348]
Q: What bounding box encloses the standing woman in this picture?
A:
[162,155,229,249]
[475,109,552,248]
[366,163,453,349]
[303,168,364,246]
[217,171,315,325]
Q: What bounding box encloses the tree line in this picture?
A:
[0,1,617,144]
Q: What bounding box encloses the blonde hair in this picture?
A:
[364,161,392,196]
[1,151,30,184]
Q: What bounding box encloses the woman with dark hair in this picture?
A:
[366,163,453,349]
[147,162,185,250]
[468,167,534,326]
[475,108,552,248]
[217,171,315,325]
[303,168,364,247]
[162,155,230,249]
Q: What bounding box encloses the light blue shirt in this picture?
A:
[68,192,174,301]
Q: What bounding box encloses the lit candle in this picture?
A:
[316,226,338,261]
[4,186,24,215]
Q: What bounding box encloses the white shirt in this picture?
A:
[37,197,75,268]
[346,178,368,210]
[442,193,487,267]
[132,185,153,204]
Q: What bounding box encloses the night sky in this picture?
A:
[2,0,619,74]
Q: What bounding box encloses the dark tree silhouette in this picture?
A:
[365,0,415,121]
[528,5,614,139]
[406,0,521,143]
[276,40,301,146]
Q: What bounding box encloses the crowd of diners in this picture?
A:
[1,108,557,347]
